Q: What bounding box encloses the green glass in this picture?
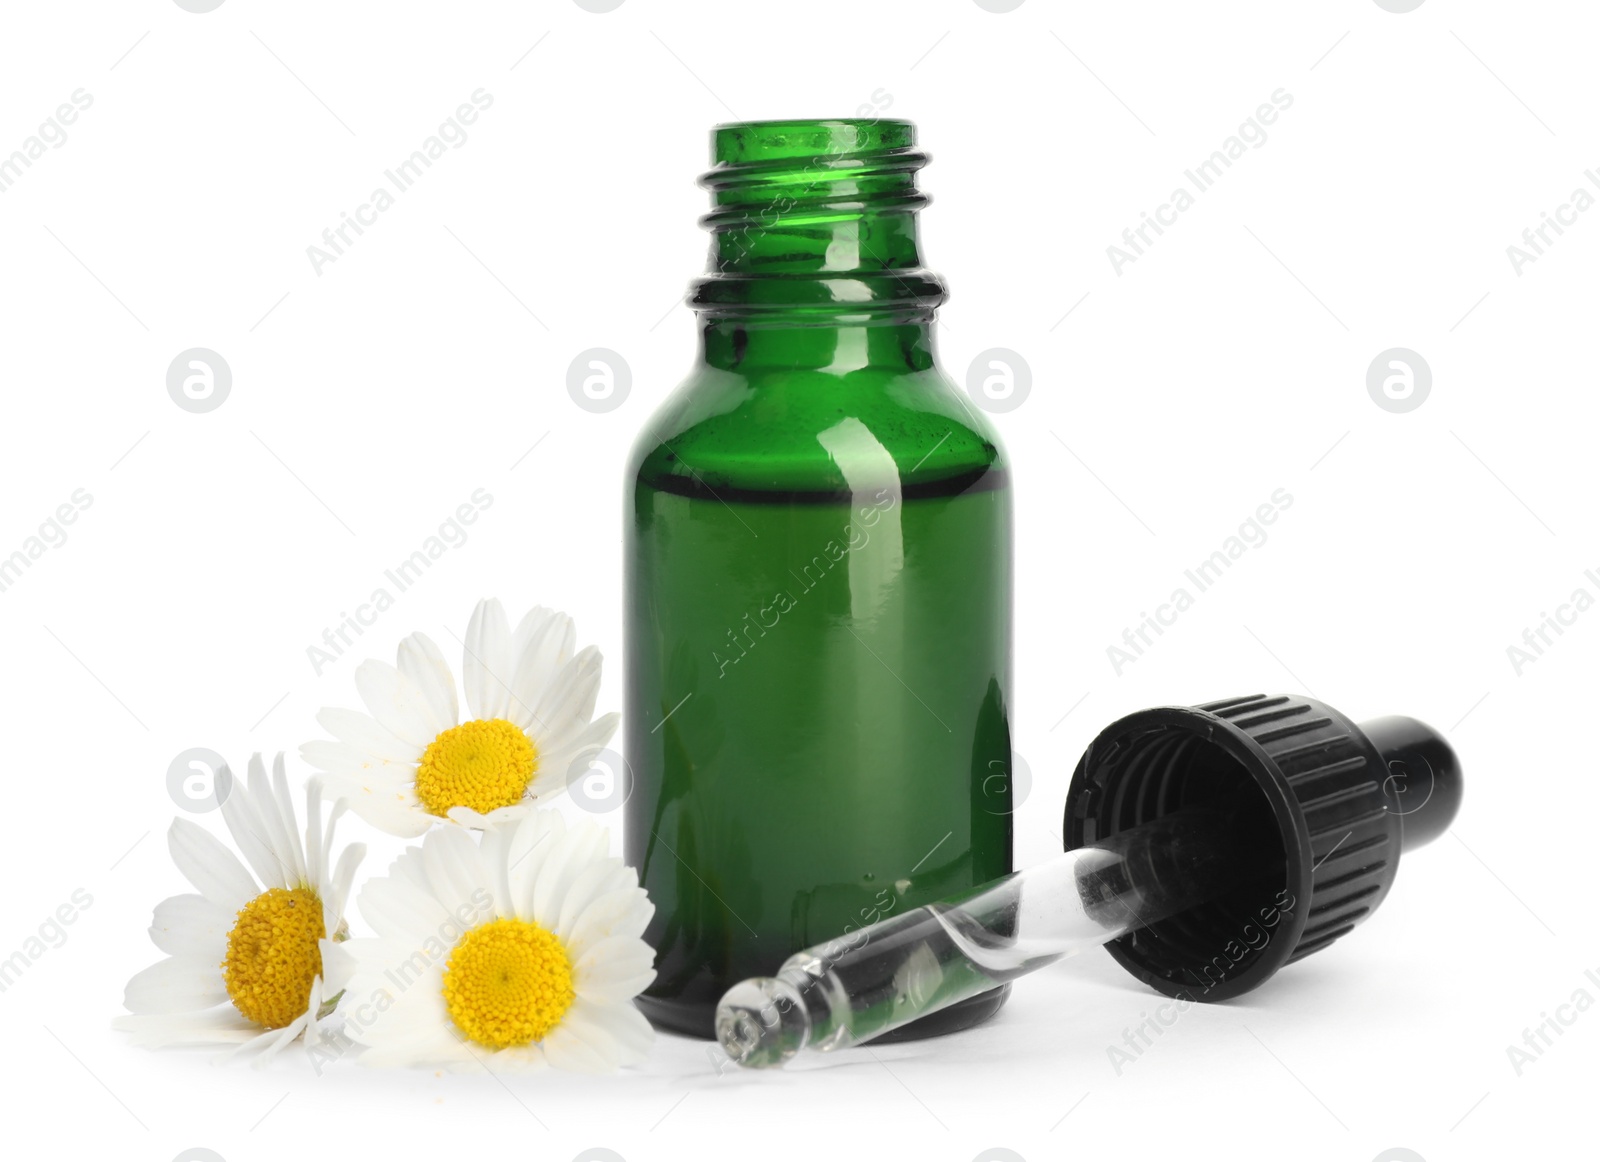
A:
[624,119,1013,1040]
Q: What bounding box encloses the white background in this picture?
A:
[1,2,1594,1160]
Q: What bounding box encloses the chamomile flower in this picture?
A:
[302,599,619,837]
[115,755,364,1063]
[322,809,655,1072]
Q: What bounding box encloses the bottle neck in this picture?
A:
[689,119,946,373]
[697,318,937,373]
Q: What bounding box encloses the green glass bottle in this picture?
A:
[624,119,1013,1040]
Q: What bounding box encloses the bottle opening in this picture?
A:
[709,118,917,166]
[692,117,944,325]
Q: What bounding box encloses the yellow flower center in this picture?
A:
[415,718,537,817]
[222,887,325,1030]
[442,917,576,1049]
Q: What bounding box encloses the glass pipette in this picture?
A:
[715,811,1244,1068]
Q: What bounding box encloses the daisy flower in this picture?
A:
[115,755,365,1063]
[302,599,619,837]
[322,809,655,1072]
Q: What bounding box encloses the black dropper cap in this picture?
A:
[1063,694,1463,1002]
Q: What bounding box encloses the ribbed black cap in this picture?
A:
[1063,694,1461,1001]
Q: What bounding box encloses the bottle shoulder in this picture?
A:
[628,363,1008,497]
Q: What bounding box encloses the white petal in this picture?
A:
[168,818,257,911]
[342,968,463,1061]
[358,871,454,942]
[505,611,576,732]
[304,776,325,886]
[123,955,228,1015]
[541,1028,613,1072]
[324,775,432,839]
[506,811,568,921]
[573,935,657,1004]
[396,632,459,735]
[336,936,448,1013]
[219,759,288,888]
[301,738,413,782]
[320,797,350,885]
[327,842,366,928]
[565,882,653,959]
[540,998,641,1073]
[237,754,298,889]
[552,859,624,940]
[113,1007,260,1047]
[421,825,489,922]
[530,818,609,928]
[472,818,518,918]
[354,659,436,748]
[568,996,653,1067]
[149,893,232,958]
[528,714,620,802]
[232,1013,310,1065]
[216,760,274,879]
[315,706,417,762]
[269,754,308,885]
[355,989,452,1049]
[319,938,360,996]
[522,646,603,745]
[510,605,570,669]
[463,598,513,720]
[389,845,434,894]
